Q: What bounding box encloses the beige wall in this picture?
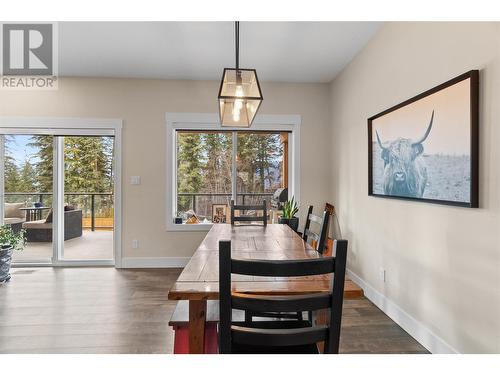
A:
[0,78,331,259]
[329,22,500,353]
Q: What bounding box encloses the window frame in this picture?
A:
[166,112,301,232]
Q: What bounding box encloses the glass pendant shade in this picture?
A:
[218,68,263,127]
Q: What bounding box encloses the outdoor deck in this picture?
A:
[12,230,113,263]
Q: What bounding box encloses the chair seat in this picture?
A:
[230,320,319,354]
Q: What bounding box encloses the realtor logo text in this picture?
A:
[1,23,58,90]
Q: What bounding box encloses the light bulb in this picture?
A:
[232,98,244,122]
[234,99,243,111]
[235,84,244,97]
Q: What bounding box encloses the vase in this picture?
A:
[0,245,13,283]
[279,217,299,232]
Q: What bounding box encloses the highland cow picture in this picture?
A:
[368,70,479,207]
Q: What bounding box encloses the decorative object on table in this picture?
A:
[212,204,228,223]
[184,210,200,224]
[368,70,479,207]
[174,217,183,224]
[218,21,263,127]
[34,202,42,208]
[278,196,299,232]
[0,225,26,283]
[270,187,288,210]
[323,202,341,257]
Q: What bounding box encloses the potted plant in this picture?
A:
[279,197,299,232]
[0,225,26,283]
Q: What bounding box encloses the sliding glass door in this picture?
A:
[0,129,117,266]
[61,136,114,261]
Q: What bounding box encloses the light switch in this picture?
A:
[131,176,141,185]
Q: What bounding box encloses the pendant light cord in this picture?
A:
[235,21,239,70]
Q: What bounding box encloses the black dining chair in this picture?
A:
[230,200,267,226]
[218,239,348,354]
[246,206,331,323]
[303,206,330,254]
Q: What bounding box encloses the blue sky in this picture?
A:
[6,135,39,166]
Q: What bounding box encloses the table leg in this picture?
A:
[189,300,207,354]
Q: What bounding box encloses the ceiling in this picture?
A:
[59,22,382,83]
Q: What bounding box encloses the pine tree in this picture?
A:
[18,159,37,192]
[177,133,203,212]
[28,135,53,193]
[253,133,282,192]
[236,133,282,200]
[237,133,257,193]
[203,133,232,194]
[24,135,113,215]
[3,135,21,193]
[4,156,21,193]
[63,136,113,214]
[102,137,114,192]
[64,136,111,193]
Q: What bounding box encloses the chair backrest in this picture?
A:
[302,206,330,254]
[218,239,348,354]
[230,200,267,226]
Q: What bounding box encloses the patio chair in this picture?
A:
[22,208,83,242]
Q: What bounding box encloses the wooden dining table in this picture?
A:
[168,223,364,354]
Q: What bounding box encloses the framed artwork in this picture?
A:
[368,70,479,207]
[212,204,228,223]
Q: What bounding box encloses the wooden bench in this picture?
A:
[169,301,247,354]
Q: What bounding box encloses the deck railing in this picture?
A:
[4,192,113,231]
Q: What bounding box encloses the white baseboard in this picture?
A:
[121,257,190,268]
[347,269,459,354]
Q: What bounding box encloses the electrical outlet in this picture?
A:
[132,239,139,249]
[379,267,386,283]
[131,176,141,185]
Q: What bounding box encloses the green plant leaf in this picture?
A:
[282,196,298,219]
[0,225,26,251]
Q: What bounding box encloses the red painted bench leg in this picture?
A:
[173,323,218,354]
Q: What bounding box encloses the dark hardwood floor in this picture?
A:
[0,267,428,354]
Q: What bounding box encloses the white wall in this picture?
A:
[329,22,500,353]
[0,77,331,261]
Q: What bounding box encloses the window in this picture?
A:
[166,113,300,231]
[176,130,288,223]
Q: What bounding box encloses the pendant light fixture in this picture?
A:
[218,21,263,127]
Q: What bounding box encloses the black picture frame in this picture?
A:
[368,70,479,208]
